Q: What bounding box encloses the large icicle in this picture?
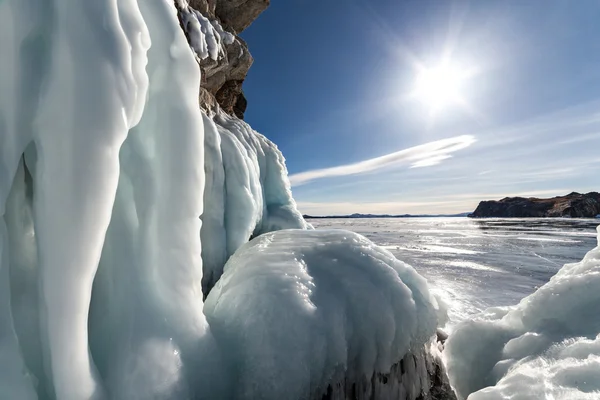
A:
[87,0,211,398]
[0,0,151,397]
[32,0,149,397]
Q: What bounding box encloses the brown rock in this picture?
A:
[199,35,253,95]
[469,192,600,218]
[215,80,247,118]
[319,346,457,400]
[176,0,259,118]
[199,87,218,114]
[215,0,270,33]
[188,0,216,18]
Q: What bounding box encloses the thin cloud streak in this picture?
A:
[289,135,476,186]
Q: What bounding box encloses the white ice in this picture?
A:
[201,110,308,294]
[1,0,150,397]
[445,225,600,399]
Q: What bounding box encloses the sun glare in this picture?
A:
[412,62,470,113]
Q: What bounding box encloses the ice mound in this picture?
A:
[445,225,600,399]
[204,229,441,400]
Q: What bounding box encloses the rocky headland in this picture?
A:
[469,192,600,218]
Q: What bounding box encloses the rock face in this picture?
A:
[321,345,456,400]
[175,0,267,118]
[469,192,600,218]
[215,0,270,33]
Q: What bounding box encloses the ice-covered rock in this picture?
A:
[204,229,449,400]
[445,225,600,399]
[176,0,256,118]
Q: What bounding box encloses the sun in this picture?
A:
[412,62,470,113]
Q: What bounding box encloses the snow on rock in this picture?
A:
[201,109,308,295]
[178,0,234,61]
[445,225,600,399]
[176,0,256,119]
[204,229,443,400]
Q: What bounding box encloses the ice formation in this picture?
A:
[0,0,441,399]
[1,0,152,397]
[201,111,308,294]
[445,225,600,399]
[3,0,598,398]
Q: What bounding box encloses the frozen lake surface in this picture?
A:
[308,217,599,330]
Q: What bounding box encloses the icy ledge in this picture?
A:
[445,225,600,399]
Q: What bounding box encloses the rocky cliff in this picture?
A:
[469,192,600,218]
[175,0,269,118]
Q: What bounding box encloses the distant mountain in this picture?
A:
[303,212,471,219]
[469,192,600,218]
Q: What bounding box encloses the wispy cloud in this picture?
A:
[292,100,600,214]
[289,135,476,186]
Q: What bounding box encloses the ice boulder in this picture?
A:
[204,229,450,400]
[445,225,600,399]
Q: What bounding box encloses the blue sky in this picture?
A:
[242,0,600,215]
